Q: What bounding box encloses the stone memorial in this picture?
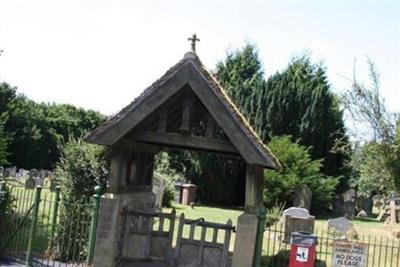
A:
[50,178,60,192]
[282,207,315,243]
[39,169,47,179]
[3,168,10,178]
[9,166,17,177]
[357,210,368,218]
[86,44,281,267]
[293,185,312,211]
[342,189,357,219]
[152,172,165,209]
[0,166,3,177]
[363,197,373,215]
[30,169,38,179]
[25,177,36,189]
[328,217,354,235]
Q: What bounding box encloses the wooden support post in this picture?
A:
[205,114,215,138]
[232,164,264,267]
[179,96,193,134]
[158,110,168,132]
[245,164,264,214]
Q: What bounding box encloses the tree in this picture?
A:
[261,55,350,180]
[0,82,106,169]
[264,136,338,212]
[344,59,400,194]
[215,44,265,128]
[215,47,349,186]
[0,122,9,165]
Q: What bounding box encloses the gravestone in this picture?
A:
[342,189,357,219]
[363,197,373,215]
[9,166,17,177]
[357,210,368,218]
[174,183,182,203]
[25,177,36,189]
[50,179,59,192]
[47,171,54,179]
[328,217,354,235]
[0,166,3,177]
[282,207,315,243]
[29,169,38,179]
[152,172,165,209]
[35,177,44,186]
[293,185,312,211]
[19,169,29,179]
[3,168,10,178]
[39,169,46,179]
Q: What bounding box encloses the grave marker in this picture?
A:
[283,207,315,243]
[294,185,312,211]
[328,217,354,235]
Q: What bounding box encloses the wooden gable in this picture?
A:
[86,52,280,170]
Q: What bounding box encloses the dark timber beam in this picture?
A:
[205,114,215,138]
[179,95,194,134]
[158,110,168,133]
[130,131,238,154]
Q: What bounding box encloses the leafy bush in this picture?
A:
[0,178,13,221]
[52,137,109,261]
[264,136,338,213]
[56,137,109,202]
[162,185,175,208]
[265,201,285,227]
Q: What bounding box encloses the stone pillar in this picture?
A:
[92,142,157,267]
[232,164,264,267]
[93,196,121,267]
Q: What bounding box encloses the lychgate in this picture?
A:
[86,50,280,267]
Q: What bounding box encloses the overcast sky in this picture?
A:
[0,0,399,116]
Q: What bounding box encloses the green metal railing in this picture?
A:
[0,185,100,267]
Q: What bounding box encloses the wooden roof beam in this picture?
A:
[130,131,238,154]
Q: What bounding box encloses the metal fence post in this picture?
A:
[26,185,42,266]
[50,186,61,244]
[86,185,101,265]
[254,205,267,267]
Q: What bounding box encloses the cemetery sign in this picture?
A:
[332,241,368,267]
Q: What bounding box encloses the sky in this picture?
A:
[0,0,399,117]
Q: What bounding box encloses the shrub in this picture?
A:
[264,136,338,213]
[52,137,109,261]
[162,185,175,208]
[0,178,13,220]
[265,201,285,227]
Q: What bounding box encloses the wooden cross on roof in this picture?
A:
[187,34,200,52]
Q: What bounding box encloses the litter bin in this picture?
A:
[289,231,318,267]
[181,183,198,205]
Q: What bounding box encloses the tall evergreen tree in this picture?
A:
[215,47,350,187]
[262,56,350,180]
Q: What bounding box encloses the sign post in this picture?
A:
[332,241,368,267]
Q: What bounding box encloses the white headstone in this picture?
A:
[283,207,310,218]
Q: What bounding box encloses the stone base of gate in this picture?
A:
[93,192,156,267]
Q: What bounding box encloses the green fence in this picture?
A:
[0,186,100,267]
[262,222,400,267]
